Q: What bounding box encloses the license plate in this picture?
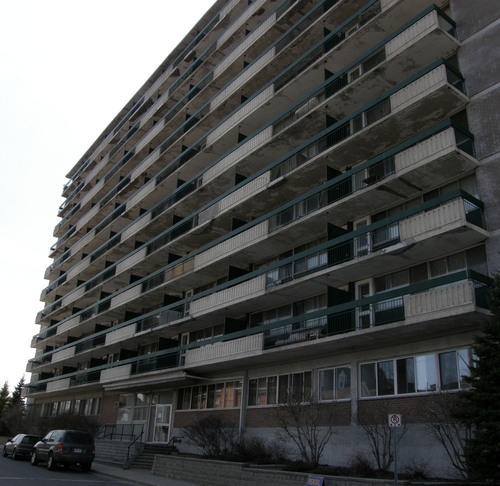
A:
[73,448,82,453]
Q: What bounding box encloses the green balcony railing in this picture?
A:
[263,270,490,349]
[45,5,458,302]
[29,270,490,393]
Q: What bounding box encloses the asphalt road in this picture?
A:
[0,455,136,485]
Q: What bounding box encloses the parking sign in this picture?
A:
[388,413,402,427]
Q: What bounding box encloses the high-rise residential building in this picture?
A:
[26,0,500,476]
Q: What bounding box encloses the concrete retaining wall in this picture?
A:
[152,455,466,486]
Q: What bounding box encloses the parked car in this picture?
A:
[3,434,42,460]
[31,429,95,471]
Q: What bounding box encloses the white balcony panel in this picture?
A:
[203,127,273,185]
[207,86,274,147]
[110,285,141,310]
[100,364,132,384]
[217,0,266,48]
[214,15,276,79]
[220,173,270,213]
[105,324,136,346]
[57,316,80,335]
[400,198,466,242]
[390,64,448,113]
[122,213,152,241]
[75,205,100,232]
[210,48,275,111]
[85,156,108,186]
[52,346,75,363]
[380,0,399,11]
[197,203,219,226]
[386,10,439,59]
[116,248,147,275]
[131,150,159,180]
[126,180,155,211]
[47,378,71,392]
[185,333,263,366]
[405,281,476,324]
[80,179,104,207]
[144,65,174,100]
[190,275,266,317]
[66,256,91,281]
[135,120,164,154]
[61,286,85,307]
[199,173,270,225]
[71,230,96,255]
[219,0,238,22]
[195,221,268,270]
[395,127,455,173]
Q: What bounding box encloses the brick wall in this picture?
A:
[173,408,240,428]
[247,401,351,427]
[100,393,119,423]
[358,394,455,424]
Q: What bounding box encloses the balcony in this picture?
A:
[29,271,490,391]
[261,271,491,352]
[100,364,132,384]
[185,333,264,367]
[187,191,486,321]
[42,5,459,299]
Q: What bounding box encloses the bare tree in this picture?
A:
[358,406,406,472]
[274,395,334,467]
[424,393,470,479]
[183,415,237,457]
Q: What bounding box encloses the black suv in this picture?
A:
[31,430,95,471]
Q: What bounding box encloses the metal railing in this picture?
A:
[98,423,144,441]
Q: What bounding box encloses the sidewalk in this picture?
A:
[93,461,200,486]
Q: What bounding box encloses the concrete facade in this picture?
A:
[26,0,499,478]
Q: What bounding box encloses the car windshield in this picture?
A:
[64,432,93,444]
[21,436,40,445]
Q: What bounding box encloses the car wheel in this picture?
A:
[2,447,7,457]
[12,448,18,460]
[47,453,57,470]
[31,451,39,466]
[81,462,92,472]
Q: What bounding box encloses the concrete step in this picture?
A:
[129,443,178,469]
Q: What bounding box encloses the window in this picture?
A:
[360,349,471,397]
[319,366,351,401]
[414,354,438,392]
[377,360,395,395]
[248,371,312,406]
[360,363,377,397]
[248,376,277,406]
[439,348,471,390]
[177,380,242,410]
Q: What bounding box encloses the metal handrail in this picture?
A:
[124,430,144,469]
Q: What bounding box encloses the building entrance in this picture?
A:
[152,404,172,443]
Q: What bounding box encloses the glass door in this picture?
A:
[153,404,172,443]
[179,332,189,366]
[356,280,373,329]
[354,218,371,256]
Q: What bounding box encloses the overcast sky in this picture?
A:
[0,0,215,393]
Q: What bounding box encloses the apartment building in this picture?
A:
[26,0,500,476]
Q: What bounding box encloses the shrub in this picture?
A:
[232,436,286,463]
[183,415,236,457]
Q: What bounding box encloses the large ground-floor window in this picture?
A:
[177,380,242,410]
[360,348,472,397]
[248,371,312,406]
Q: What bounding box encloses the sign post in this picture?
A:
[388,414,402,486]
